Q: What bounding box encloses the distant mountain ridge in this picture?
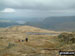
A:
[0,17,42,27]
[25,16,75,31]
[0,16,75,31]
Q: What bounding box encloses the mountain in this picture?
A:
[25,16,75,31]
[0,25,75,56]
[0,26,60,56]
[0,17,43,27]
[1,16,75,31]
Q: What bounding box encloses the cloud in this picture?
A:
[1,8,16,13]
[0,0,75,10]
[0,0,75,18]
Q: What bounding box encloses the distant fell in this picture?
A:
[25,16,75,31]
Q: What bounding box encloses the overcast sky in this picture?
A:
[0,0,75,18]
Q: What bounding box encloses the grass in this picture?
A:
[0,26,74,56]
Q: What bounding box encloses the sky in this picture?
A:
[0,0,75,18]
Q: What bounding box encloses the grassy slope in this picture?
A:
[0,26,74,56]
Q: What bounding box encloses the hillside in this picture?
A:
[1,16,75,31]
[0,26,75,56]
[0,17,43,27]
[0,26,62,56]
[25,16,75,31]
